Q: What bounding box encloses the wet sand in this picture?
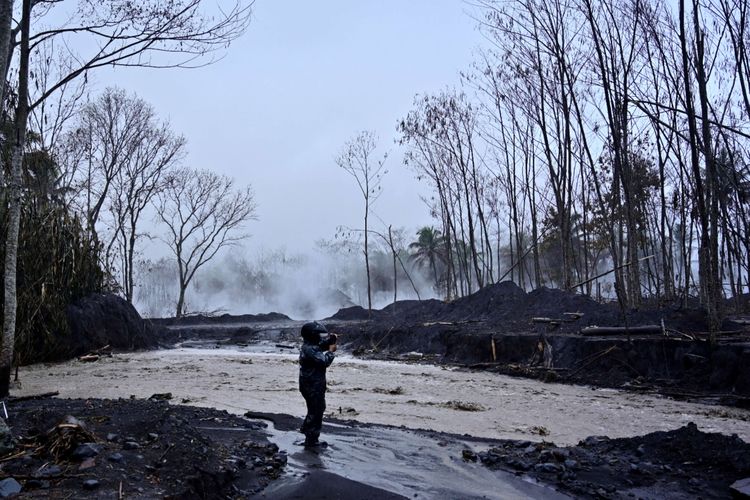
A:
[13,346,750,445]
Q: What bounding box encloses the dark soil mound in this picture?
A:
[378,298,446,323]
[478,422,750,499]
[327,305,371,320]
[64,293,161,361]
[330,282,729,333]
[152,311,291,326]
[442,281,528,323]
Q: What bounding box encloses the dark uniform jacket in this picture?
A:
[299,341,335,393]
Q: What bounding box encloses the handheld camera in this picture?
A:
[319,332,338,349]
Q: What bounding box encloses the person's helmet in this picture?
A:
[300,321,327,342]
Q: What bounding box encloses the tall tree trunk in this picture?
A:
[126,228,137,302]
[693,1,722,336]
[0,0,30,398]
[389,226,397,304]
[364,204,372,314]
[0,0,13,105]
[176,286,186,318]
[679,0,720,338]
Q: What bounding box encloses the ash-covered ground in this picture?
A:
[1,283,749,498]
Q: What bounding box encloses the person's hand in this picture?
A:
[329,344,337,352]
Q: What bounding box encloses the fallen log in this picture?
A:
[531,317,555,323]
[8,391,59,403]
[580,325,663,336]
[563,312,584,320]
[92,344,111,355]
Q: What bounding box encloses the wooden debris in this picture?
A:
[566,346,618,378]
[8,391,59,403]
[78,345,113,363]
[531,317,555,323]
[528,336,553,368]
[91,345,112,355]
[46,416,97,460]
[563,312,584,320]
[580,325,663,336]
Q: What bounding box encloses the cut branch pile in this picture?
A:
[42,416,97,461]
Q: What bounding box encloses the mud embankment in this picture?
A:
[325,282,750,403]
[334,323,750,401]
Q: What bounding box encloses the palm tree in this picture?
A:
[409,227,445,292]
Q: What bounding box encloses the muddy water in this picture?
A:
[257,420,568,499]
[14,345,750,445]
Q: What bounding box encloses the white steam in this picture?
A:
[134,243,438,319]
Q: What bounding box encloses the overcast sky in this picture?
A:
[98,1,486,255]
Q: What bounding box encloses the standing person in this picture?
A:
[298,321,337,448]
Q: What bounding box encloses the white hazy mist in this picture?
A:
[134,241,439,320]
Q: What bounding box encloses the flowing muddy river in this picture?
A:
[13,345,750,445]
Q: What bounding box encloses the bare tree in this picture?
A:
[101,92,186,302]
[0,0,30,397]
[336,131,387,314]
[73,88,158,234]
[155,168,257,317]
[0,0,253,396]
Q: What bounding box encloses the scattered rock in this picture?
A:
[148,393,172,401]
[534,462,561,474]
[73,443,101,460]
[36,465,62,477]
[506,458,532,471]
[462,449,478,462]
[581,436,608,447]
[730,477,750,498]
[82,479,100,490]
[79,457,96,470]
[0,478,21,497]
[108,452,124,463]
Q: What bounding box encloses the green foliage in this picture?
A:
[0,148,107,364]
[408,226,446,290]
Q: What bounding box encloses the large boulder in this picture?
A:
[65,293,161,357]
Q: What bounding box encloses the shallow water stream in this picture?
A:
[254,419,568,499]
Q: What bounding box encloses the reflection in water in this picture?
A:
[255,417,570,500]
